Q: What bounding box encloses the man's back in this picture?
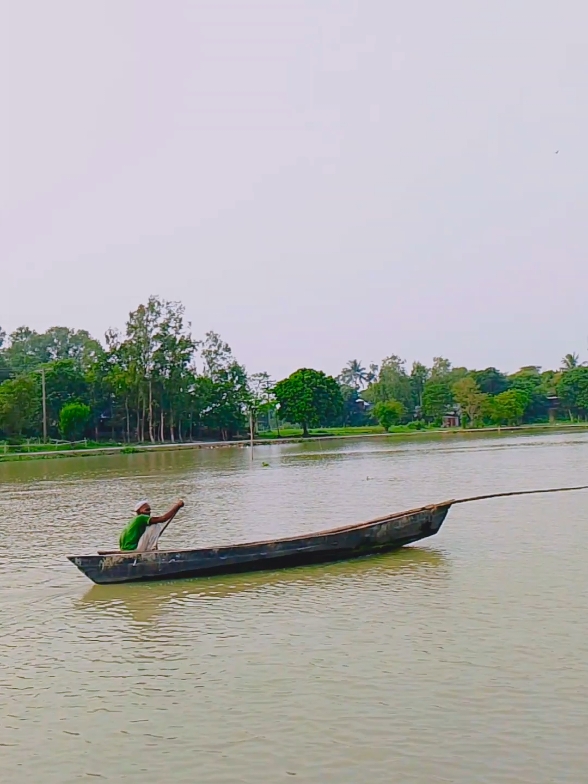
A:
[119,514,150,551]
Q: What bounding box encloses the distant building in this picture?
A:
[547,395,560,423]
[442,408,461,428]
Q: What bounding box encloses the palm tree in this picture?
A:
[561,353,580,370]
[339,359,368,390]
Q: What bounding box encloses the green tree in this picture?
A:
[410,361,430,409]
[59,402,91,441]
[561,353,581,370]
[486,389,530,425]
[5,326,101,373]
[152,300,196,441]
[363,355,412,411]
[199,331,249,440]
[373,400,405,431]
[43,359,89,435]
[508,367,549,422]
[452,377,487,427]
[470,367,509,396]
[123,297,163,442]
[274,369,343,436]
[430,357,452,380]
[339,384,371,427]
[422,380,453,421]
[0,375,40,438]
[201,331,234,378]
[339,360,368,390]
[557,367,588,420]
[247,372,275,432]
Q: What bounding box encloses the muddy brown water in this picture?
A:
[1,431,587,783]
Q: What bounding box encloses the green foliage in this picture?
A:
[470,367,509,396]
[339,384,372,427]
[5,326,102,373]
[507,367,549,422]
[557,367,588,419]
[339,359,369,391]
[274,369,344,436]
[409,362,430,408]
[44,359,89,431]
[59,402,92,441]
[561,353,581,370]
[0,375,40,437]
[363,355,412,411]
[0,353,10,384]
[2,299,587,444]
[486,389,530,425]
[373,400,405,431]
[421,380,453,421]
[430,357,452,380]
[452,377,487,426]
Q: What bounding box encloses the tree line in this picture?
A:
[0,296,587,443]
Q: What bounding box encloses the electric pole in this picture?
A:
[41,367,47,442]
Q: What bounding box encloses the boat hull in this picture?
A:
[68,502,452,585]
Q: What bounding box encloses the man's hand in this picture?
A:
[150,500,185,525]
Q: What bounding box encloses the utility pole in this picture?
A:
[41,367,47,442]
[249,409,254,458]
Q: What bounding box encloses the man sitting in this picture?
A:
[119,499,184,552]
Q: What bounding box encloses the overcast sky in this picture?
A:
[3,1,587,378]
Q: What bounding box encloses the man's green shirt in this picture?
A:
[119,514,151,551]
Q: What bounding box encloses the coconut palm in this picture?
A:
[561,353,581,370]
[339,359,368,390]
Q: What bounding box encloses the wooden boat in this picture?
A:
[67,501,452,585]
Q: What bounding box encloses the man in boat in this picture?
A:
[119,499,184,551]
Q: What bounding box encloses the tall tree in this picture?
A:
[557,367,588,420]
[247,372,275,432]
[274,369,343,436]
[487,389,530,426]
[152,300,195,441]
[422,379,453,421]
[4,326,102,372]
[508,367,549,422]
[123,297,163,441]
[410,362,430,409]
[199,331,249,440]
[43,359,89,435]
[339,360,368,391]
[363,355,412,411]
[0,375,40,438]
[452,377,487,427]
[561,353,581,370]
[470,367,509,396]
[430,357,452,380]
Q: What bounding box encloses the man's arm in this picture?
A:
[149,500,184,525]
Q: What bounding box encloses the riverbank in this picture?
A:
[1,422,588,463]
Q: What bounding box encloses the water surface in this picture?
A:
[1,432,587,783]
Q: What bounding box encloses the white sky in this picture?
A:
[2,0,587,378]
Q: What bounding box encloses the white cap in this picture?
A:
[134,499,149,513]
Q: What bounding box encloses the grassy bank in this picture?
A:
[0,439,121,455]
[256,424,430,439]
[2,422,588,464]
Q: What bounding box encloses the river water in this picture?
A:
[1,431,587,783]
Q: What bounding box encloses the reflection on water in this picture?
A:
[2,431,588,784]
[78,547,449,623]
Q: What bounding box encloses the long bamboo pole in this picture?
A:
[453,484,588,505]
